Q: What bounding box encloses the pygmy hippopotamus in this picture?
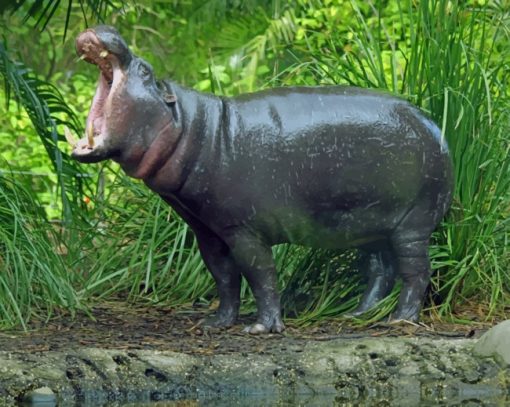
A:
[68,26,453,334]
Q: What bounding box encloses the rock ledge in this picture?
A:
[0,336,508,405]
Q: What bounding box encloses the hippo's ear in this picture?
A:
[164,92,181,129]
[163,93,177,105]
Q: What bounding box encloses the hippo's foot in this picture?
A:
[343,308,369,319]
[343,301,379,318]
[388,314,420,324]
[243,314,285,335]
[388,303,421,323]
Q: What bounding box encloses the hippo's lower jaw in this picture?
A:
[70,131,111,163]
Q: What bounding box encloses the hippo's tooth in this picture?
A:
[99,50,108,58]
[87,122,95,148]
[64,126,78,148]
[78,54,87,61]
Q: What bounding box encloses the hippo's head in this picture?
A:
[69,26,178,177]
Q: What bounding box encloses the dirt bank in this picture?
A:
[0,303,508,405]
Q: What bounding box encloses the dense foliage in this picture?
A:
[0,0,508,328]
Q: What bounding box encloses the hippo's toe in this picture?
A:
[243,317,285,335]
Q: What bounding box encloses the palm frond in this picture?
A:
[212,7,297,91]
[0,40,88,221]
[1,0,127,40]
[184,0,275,27]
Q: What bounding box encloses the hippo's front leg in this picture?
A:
[194,230,242,328]
[224,231,284,334]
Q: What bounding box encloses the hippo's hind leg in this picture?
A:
[348,248,396,317]
[390,198,439,321]
[390,237,431,322]
[225,231,284,334]
[388,137,452,322]
[194,230,241,328]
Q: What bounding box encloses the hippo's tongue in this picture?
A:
[65,74,108,150]
[86,72,110,143]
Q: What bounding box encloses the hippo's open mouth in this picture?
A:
[67,28,126,160]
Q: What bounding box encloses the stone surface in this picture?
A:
[474,319,510,366]
[21,386,56,405]
[0,337,508,406]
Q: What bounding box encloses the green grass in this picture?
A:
[0,174,81,328]
[0,0,508,329]
[275,0,510,322]
[73,171,213,306]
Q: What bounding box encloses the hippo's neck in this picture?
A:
[121,121,181,181]
[141,82,225,197]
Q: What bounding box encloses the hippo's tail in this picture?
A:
[397,104,455,229]
[420,114,454,224]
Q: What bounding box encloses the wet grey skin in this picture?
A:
[71,26,454,334]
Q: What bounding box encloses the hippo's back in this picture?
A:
[233,86,411,140]
[227,86,450,192]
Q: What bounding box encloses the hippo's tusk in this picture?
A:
[100,50,108,58]
[87,121,95,148]
[64,126,78,148]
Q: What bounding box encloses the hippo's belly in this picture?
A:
[199,139,425,248]
[251,204,405,249]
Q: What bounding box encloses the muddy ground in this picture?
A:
[0,301,485,354]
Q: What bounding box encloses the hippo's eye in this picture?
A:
[138,63,151,78]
